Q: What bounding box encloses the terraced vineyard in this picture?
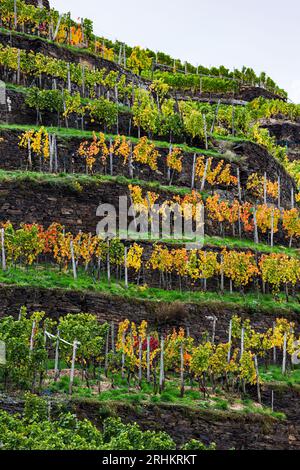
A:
[0,0,300,454]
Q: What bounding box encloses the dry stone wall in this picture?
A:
[0,284,299,342]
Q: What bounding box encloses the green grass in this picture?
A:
[48,373,283,419]
[94,385,210,408]
[0,264,299,315]
[5,83,28,94]
[123,232,299,258]
[240,398,285,420]
[204,235,299,257]
[211,133,251,144]
[48,374,284,419]
[259,365,300,386]
[0,169,194,196]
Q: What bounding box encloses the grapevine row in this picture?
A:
[15,128,298,207]
[128,185,300,246]
[0,0,286,97]
[0,309,297,403]
[1,222,300,296]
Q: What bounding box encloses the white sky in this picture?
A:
[51,0,300,102]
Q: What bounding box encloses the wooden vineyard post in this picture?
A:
[109,138,113,176]
[47,398,52,423]
[81,65,86,97]
[1,228,6,271]
[17,49,21,85]
[123,43,126,68]
[70,240,77,280]
[81,18,85,47]
[273,323,277,364]
[146,193,154,236]
[159,336,165,393]
[138,336,142,387]
[191,153,196,190]
[69,340,80,395]
[180,343,185,398]
[54,135,58,173]
[220,255,224,293]
[241,327,246,394]
[62,90,68,128]
[49,134,53,173]
[146,336,151,383]
[282,333,287,375]
[128,142,134,179]
[53,15,63,42]
[49,134,57,173]
[212,316,217,345]
[67,63,71,93]
[263,173,267,205]
[115,86,119,134]
[231,106,235,137]
[124,247,129,289]
[14,0,17,30]
[278,176,281,209]
[54,328,60,382]
[104,325,110,377]
[270,208,274,247]
[253,208,259,244]
[210,99,221,134]
[291,187,295,209]
[107,240,111,285]
[48,134,58,173]
[203,114,208,150]
[111,321,115,354]
[254,355,261,405]
[49,21,54,41]
[227,320,232,363]
[167,145,172,183]
[30,321,36,352]
[27,137,32,169]
[201,158,209,192]
[237,168,242,202]
[118,44,122,65]
[129,193,137,232]
[97,253,102,281]
[241,327,245,358]
[121,330,126,379]
[238,205,242,239]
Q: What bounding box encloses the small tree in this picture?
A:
[127,46,151,75]
[58,314,109,385]
[132,88,159,137]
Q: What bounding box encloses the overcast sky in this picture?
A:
[51,0,300,102]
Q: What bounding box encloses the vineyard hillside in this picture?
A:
[0,0,300,452]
